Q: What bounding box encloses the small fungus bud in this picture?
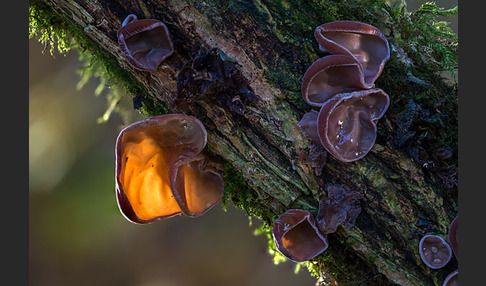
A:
[297,110,320,144]
[419,235,452,269]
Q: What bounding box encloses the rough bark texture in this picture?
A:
[30,0,458,285]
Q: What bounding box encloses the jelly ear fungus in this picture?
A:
[115,114,224,224]
[299,20,391,163]
[301,55,374,107]
[272,209,329,262]
[448,215,458,259]
[298,88,389,162]
[314,20,390,85]
[317,88,390,162]
[117,14,174,72]
[442,270,458,286]
[418,235,452,269]
[315,185,365,234]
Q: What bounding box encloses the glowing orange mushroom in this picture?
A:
[115,114,224,224]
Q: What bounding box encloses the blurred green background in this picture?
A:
[29,1,457,285]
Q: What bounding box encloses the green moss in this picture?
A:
[29,1,73,55]
[187,0,458,118]
[222,162,278,223]
[29,0,168,122]
[262,0,457,97]
[301,250,362,284]
[392,2,458,74]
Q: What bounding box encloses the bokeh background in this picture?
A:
[29,1,457,285]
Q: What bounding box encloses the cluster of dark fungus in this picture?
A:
[298,21,390,162]
[418,216,458,285]
[117,14,174,72]
[272,185,364,262]
[315,185,365,235]
[175,47,259,115]
[115,114,224,224]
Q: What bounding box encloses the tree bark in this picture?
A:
[30,0,458,285]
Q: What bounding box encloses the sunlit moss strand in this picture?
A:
[29,0,169,122]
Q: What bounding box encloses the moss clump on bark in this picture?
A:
[29,0,169,121]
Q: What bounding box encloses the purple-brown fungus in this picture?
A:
[301,55,373,107]
[419,235,452,269]
[117,14,174,72]
[272,209,329,262]
[298,21,390,163]
[299,88,389,162]
[297,110,320,144]
[115,114,224,224]
[442,269,458,286]
[314,20,390,85]
[175,48,259,114]
[315,185,365,234]
[317,88,390,162]
[448,215,458,259]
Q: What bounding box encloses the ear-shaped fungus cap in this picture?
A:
[315,185,365,234]
[272,209,329,262]
[442,270,458,286]
[117,14,174,72]
[316,88,389,162]
[302,55,373,107]
[419,235,452,269]
[314,21,390,85]
[115,114,224,224]
[448,216,458,259]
